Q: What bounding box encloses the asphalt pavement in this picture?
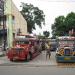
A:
[0,65,75,75]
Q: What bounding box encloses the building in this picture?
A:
[0,0,27,46]
[11,1,27,35]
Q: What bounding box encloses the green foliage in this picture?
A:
[65,12,75,31]
[38,35,45,39]
[43,31,50,38]
[52,12,75,36]
[20,3,45,33]
[52,16,66,36]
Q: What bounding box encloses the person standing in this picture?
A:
[42,42,45,51]
[45,42,51,59]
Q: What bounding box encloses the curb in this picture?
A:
[0,63,57,67]
[0,63,75,68]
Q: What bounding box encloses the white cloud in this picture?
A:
[13,0,75,37]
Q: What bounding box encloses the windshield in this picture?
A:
[16,40,29,45]
[13,48,24,51]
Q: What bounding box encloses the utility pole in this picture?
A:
[0,0,6,51]
[3,0,6,51]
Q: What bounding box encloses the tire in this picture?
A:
[10,59,13,62]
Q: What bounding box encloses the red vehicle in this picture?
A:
[7,38,41,61]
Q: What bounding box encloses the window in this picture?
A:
[12,16,15,25]
[17,28,21,35]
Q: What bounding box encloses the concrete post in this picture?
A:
[5,0,13,48]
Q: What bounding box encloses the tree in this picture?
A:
[20,3,45,33]
[43,31,50,38]
[52,16,66,36]
[64,12,75,31]
[52,12,75,36]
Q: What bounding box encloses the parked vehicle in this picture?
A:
[7,37,41,61]
[50,43,57,51]
[51,39,57,51]
[56,36,75,62]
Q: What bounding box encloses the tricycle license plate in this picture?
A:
[64,57,71,60]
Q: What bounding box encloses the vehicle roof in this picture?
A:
[15,38,38,41]
[16,34,36,38]
[57,36,75,40]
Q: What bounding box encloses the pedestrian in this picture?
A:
[42,42,45,51]
[45,42,51,59]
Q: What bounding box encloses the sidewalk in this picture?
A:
[0,51,57,66]
[27,51,57,66]
[0,56,10,64]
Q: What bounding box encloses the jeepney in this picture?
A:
[7,36,41,61]
[56,36,75,62]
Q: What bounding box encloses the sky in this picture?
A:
[12,0,75,37]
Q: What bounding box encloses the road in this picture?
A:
[0,65,75,75]
[0,51,75,75]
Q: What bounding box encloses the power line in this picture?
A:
[37,0,75,2]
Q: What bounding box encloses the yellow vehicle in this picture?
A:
[56,36,75,62]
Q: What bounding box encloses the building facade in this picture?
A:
[11,1,27,35]
[0,0,27,46]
